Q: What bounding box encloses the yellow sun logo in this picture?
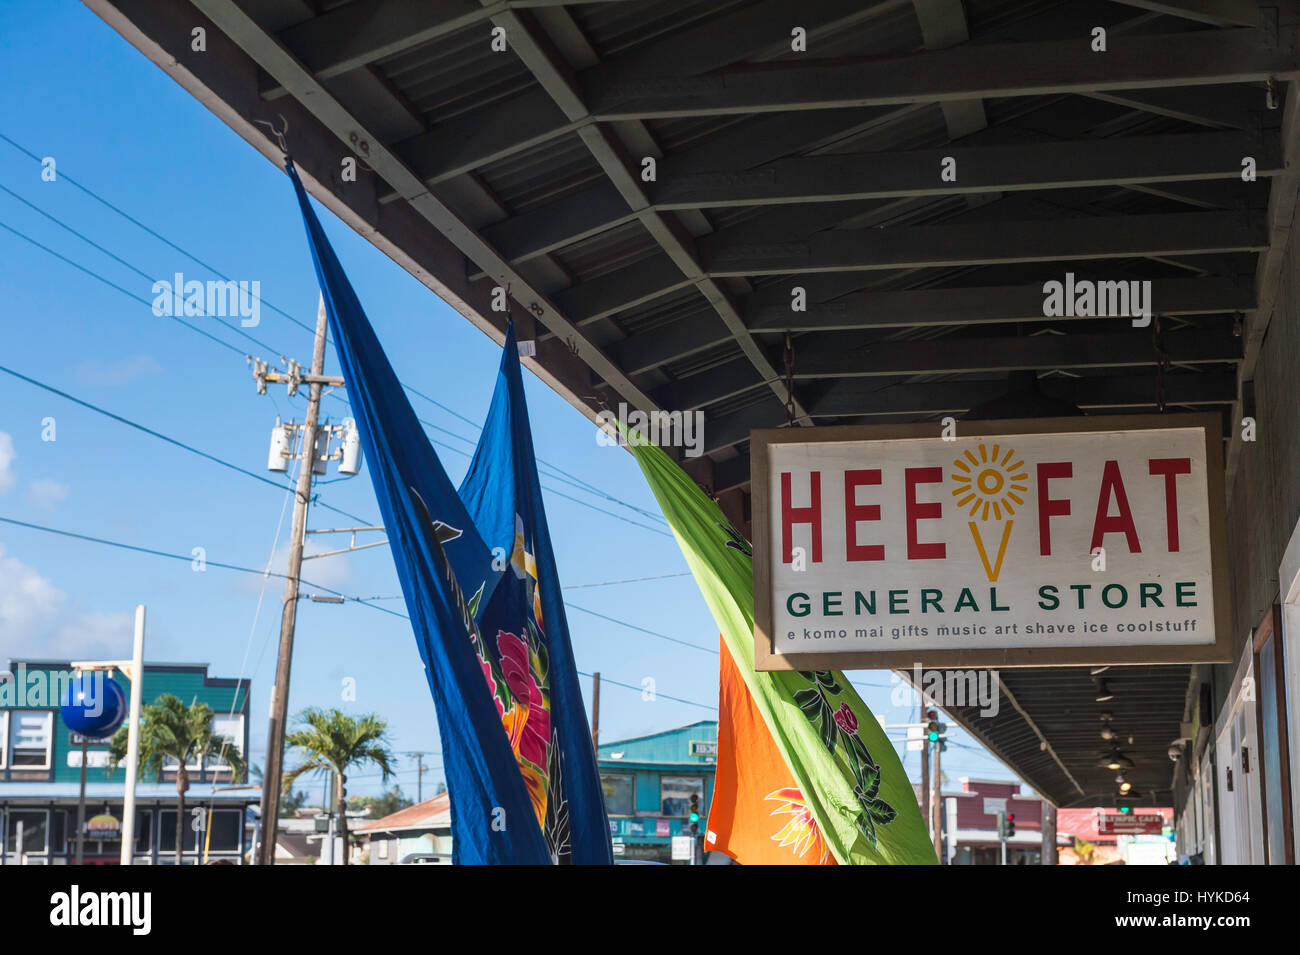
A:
[951,442,1027,522]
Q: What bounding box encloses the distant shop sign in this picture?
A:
[1098,813,1165,835]
[752,415,1231,670]
[84,813,121,839]
[689,740,717,757]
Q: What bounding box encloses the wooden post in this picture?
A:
[919,736,930,846]
[932,741,944,863]
[75,738,89,865]
[591,671,601,749]
[258,297,328,865]
[1041,802,1057,864]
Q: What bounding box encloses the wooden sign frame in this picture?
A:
[751,413,1232,670]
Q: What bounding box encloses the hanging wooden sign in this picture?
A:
[751,414,1231,670]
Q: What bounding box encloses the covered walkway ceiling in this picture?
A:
[86,0,1300,808]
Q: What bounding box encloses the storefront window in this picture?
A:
[601,774,635,816]
[204,809,242,852]
[158,810,200,852]
[5,810,50,856]
[660,775,704,817]
[9,710,54,768]
[134,810,151,854]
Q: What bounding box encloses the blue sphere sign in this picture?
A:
[60,674,127,739]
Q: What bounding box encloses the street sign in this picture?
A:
[983,797,1007,815]
[671,836,694,861]
[752,414,1230,670]
[906,726,924,751]
[1098,813,1165,835]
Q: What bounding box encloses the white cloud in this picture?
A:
[27,478,69,512]
[73,354,164,387]
[0,432,15,494]
[0,544,131,662]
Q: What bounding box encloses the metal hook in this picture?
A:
[254,114,290,156]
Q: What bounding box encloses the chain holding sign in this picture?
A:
[751,414,1231,670]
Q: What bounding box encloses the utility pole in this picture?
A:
[919,733,930,843]
[931,738,943,863]
[257,297,328,866]
[407,752,432,802]
[591,671,601,749]
[74,738,89,865]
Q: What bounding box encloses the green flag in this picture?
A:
[627,435,937,864]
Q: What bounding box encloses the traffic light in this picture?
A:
[996,812,1007,840]
[688,793,701,834]
[926,710,940,742]
[1005,812,1016,837]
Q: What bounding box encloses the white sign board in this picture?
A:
[983,797,1007,815]
[671,836,694,861]
[906,726,924,752]
[752,416,1230,669]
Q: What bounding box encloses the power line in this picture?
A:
[0,183,280,358]
[0,514,407,618]
[0,141,669,530]
[0,363,375,527]
[0,513,719,708]
[0,131,322,341]
[563,571,692,589]
[576,670,715,711]
[0,218,250,358]
[566,603,717,654]
[0,208,668,536]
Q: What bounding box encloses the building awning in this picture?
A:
[82,0,1298,812]
[0,783,261,803]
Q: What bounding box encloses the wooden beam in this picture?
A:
[261,0,652,100]
[703,371,1238,452]
[809,372,1239,417]
[790,328,1242,379]
[662,327,1240,411]
[651,131,1279,209]
[1108,0,1260,28]
[745,276,1257,331]
[185,0,661,419]
[554,210,1265,325]
[392,0,891,182]
[587,30,1299,120]
[495,4,813,424]
[704,211,1268,277]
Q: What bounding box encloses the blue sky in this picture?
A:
[0,0,1014,801]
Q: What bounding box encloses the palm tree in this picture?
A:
[282,708,394,865]
[107,694,246,865]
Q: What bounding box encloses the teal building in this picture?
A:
[0,659,257,864]
[598,720,718,863]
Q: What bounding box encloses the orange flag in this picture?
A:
[706,638,836,865]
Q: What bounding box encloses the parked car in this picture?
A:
[398,852,452,865]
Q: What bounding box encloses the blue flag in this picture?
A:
[286,162,609,864]
[459,322,614,865]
